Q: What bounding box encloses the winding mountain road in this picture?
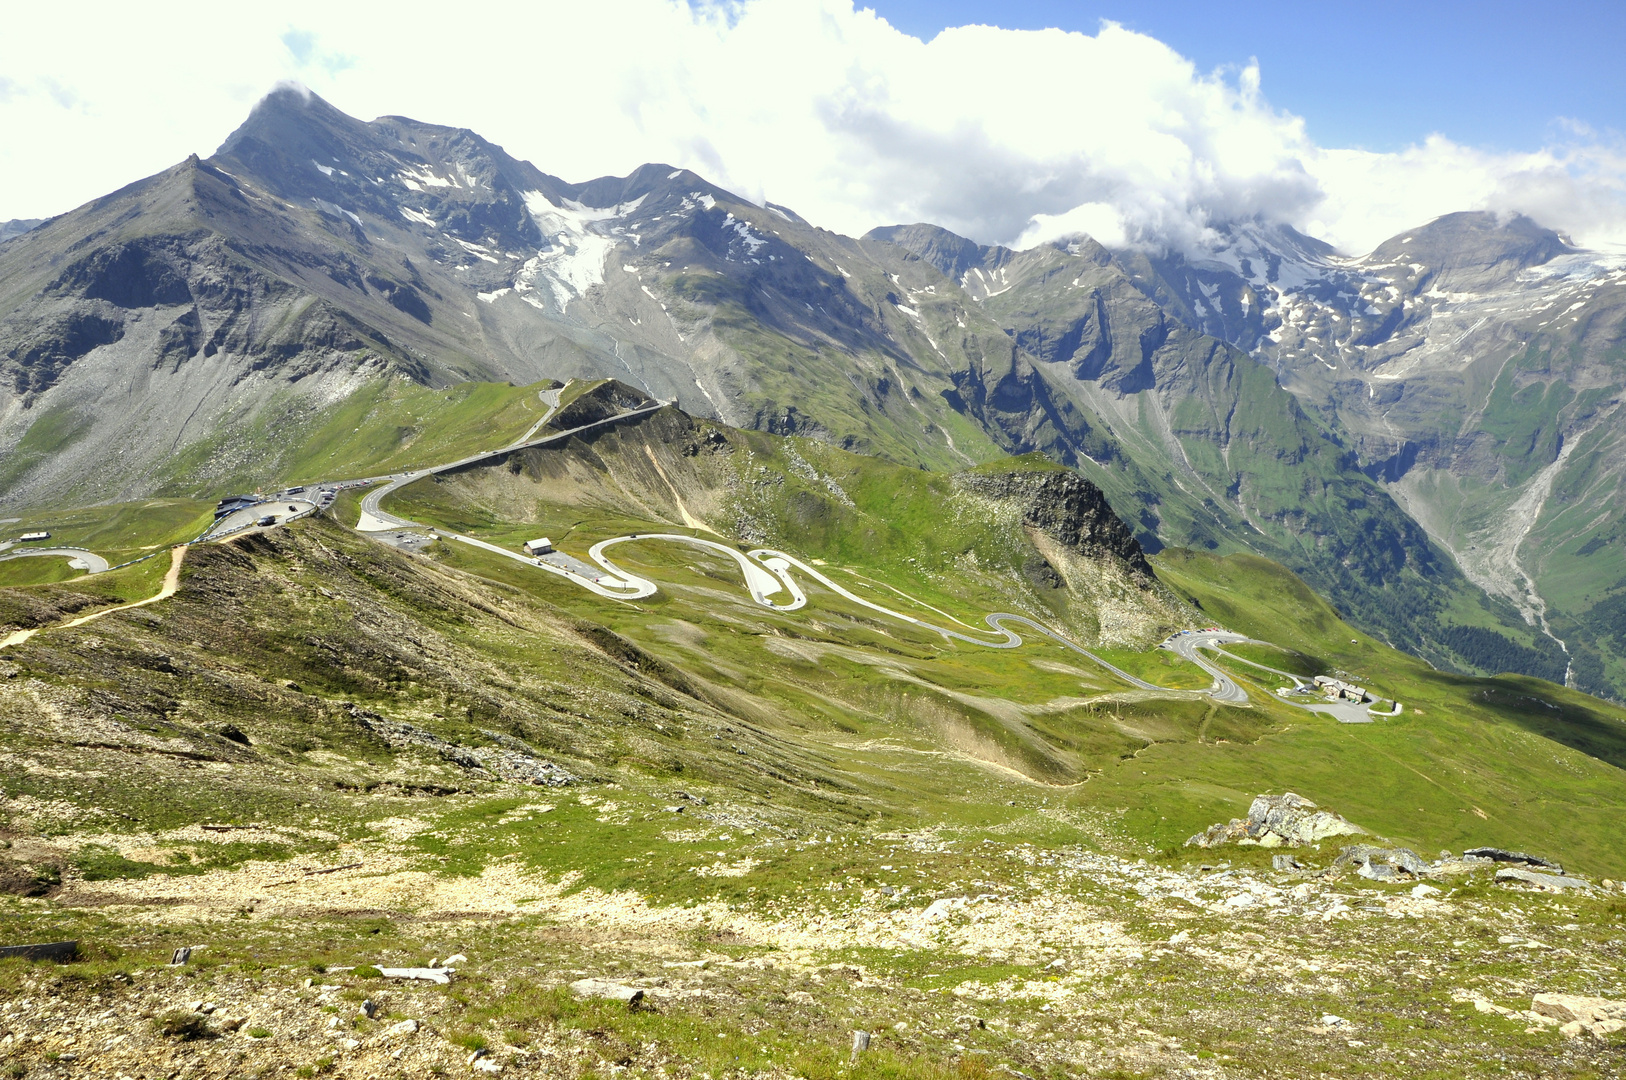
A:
[13,392,1270,705]
[1161,631,1252,703]
[355,400,668,533]
[1169,632,1389,721]
[0,546,111,574]
[339,414,1262,703]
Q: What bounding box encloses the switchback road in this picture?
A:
[0,546,111,574]
[1161,630,1251,703]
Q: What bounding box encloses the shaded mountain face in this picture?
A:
[0,220,42,243]
[1124,212,1626,699]
[0,89,1602,695]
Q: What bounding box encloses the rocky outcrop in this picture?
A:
[1463,846,1562,871]
[547,379,655,430]
[1332,844,1429,880]
[351,707,576,786]
[1532,994,1626,1040]
[1494,867,1594,892]
[956,469,1154,585]
[1185,793,1366,849]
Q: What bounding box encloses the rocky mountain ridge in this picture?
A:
[0,219,42,243]
[0,88,1613,695]
[1120,212,1626,698]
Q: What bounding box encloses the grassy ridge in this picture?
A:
[149,378,553,498]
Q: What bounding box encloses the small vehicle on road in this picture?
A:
[256,515,277,527]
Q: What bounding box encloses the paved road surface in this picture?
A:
[0,547,111,574]
[1167,631,1387,720]
[510,387,562,447]
[203,499,319,542]
[1160,631,1252,703]
[438,532,648,600]
[355,401,668,533]
[590,535,805,608]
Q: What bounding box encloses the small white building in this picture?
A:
[523,538,554,556]
[18,532,49,542]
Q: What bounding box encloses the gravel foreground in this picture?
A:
[3,799,1624,1080]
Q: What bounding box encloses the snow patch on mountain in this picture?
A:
[399,166,454,190]
[515,192,648,311]
[452,238,500,264]
[722,214,767,258]
[312,199,362,227]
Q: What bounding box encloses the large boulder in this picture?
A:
[1532,994,1626,1040]
[1185,793,1365,849]
[1247,794,1366,845]
[1532,994,1626,1024]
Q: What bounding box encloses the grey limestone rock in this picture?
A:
[954,470,1155,585]
[1333,844,1429,880]
[1495,868,1594,892]
[1247,793,1365,845]
[1185,792,1364,849]
[351,708,576,786]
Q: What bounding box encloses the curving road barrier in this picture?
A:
[0,546,111,574]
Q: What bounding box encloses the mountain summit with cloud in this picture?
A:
[1,2,1623,260]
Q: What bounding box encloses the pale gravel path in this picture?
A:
[0,545,186,651]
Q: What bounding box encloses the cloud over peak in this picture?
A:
[1,1,1622,256]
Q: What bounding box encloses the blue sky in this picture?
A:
[870,0,1625,153]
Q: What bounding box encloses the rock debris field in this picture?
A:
[1,789,1623,1079]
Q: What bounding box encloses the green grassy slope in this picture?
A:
[6,397,1625,877]
[4,429,1626,1080]
[0,499,212,599]
[154,377,556,496]
[1151,548,1626,869]
[376,418,1626,874]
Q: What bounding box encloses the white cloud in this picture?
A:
[2,0,1623,257]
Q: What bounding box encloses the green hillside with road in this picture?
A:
[4,394,1626,1079]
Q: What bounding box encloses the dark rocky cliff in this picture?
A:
[957,469,1155,586]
